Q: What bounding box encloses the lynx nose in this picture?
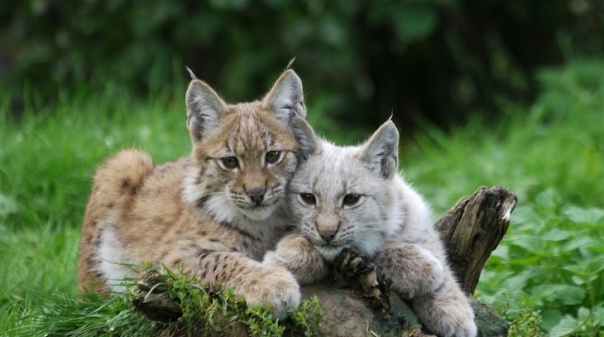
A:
[247,187,266,203]
[319,229,337,243]
[316,216,340,243]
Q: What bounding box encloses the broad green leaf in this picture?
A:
[549,315,579,337]
[542,229,570,241]
[541,308,563,331]
[570,274,598,286]
[563,255,604,275]
[564,205,604,224]
[509,235,545,254]
[531,284,586,306]
[561,236,599,251]
[500,270,538,292]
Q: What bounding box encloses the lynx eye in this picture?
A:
[265,151,283,164]
[219,156,239,170]
[299,193,316,206]
[342,194,361,206]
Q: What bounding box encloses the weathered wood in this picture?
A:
[434,186,517,295]
[134,186,516,337]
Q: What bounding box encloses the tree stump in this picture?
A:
[134,186,517,337]
[435,186,517,295]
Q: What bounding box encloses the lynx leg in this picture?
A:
[374,243,444,299]
[410,272,477,337]
[183,251,301,319]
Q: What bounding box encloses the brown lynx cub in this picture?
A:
[77,69,315,318]
[264,120,477,336]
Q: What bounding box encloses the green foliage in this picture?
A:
[10,267,322,337]
[165,267,322,337]
[0,84,189,232]
[1,59,604,335]
[503,297,548,337]
[33,293,162,337]
[402,59,604,336]
[3,0,602,132]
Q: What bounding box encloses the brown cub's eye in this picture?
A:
[343,194,361,206]
[265,151,282,164]
[220,157,239,170]
[299,193,316,206]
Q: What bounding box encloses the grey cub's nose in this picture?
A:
[319,229,337,242]
[247,187,266,203]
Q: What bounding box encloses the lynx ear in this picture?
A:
[361,121,399,180]
[186,80,228,142]
[264,69,306,123]
[289,116,318,161]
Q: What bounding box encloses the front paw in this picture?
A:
[332,248,392,319]
[429,312,477,337]
[263,234,327,284]
[333,247,374,284]
[240,267,301,319]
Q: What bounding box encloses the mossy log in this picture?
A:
[134,186,517,337]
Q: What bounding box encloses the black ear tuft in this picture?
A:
[286,57,296,70]
[185,66,198,80]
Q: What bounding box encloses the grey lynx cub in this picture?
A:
[264,119,477,336]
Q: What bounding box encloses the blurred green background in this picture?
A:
[1,1,604,336]
[2,0,602,132]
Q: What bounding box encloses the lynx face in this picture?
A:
[287,123,402,261]
[185,108,302,222]
[182,71,310,224]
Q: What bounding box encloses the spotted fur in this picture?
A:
[77,70,314,318]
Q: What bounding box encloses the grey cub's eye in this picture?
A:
[343,194,361,206]
[220,157,239,170]
[299,193,316,206]
[265,151,282,164]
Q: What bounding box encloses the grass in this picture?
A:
[1,59,603,336]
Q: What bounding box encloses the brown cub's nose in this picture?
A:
[247,187,266,203]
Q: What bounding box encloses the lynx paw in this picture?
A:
[263,234,327,285]
[412,284,477,337]
[432,313,477,337]
[240,267,301,319]
[377,244,444,298]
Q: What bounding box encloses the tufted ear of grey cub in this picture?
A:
[263,69,306,123]
[185,66,198,80]
[361,121,400,180]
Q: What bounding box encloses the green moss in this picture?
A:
[160,267,323,337]
[26,266,322,337]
